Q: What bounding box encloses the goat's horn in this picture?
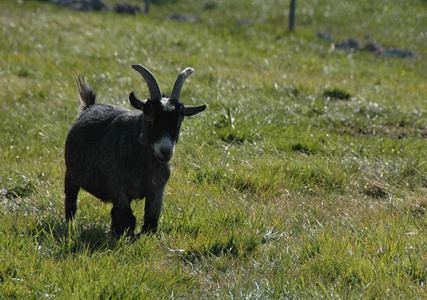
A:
[170,68,194,103]
[132,65,162,101]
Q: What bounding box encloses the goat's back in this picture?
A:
[65,103,145,198]
[66,103,138,156]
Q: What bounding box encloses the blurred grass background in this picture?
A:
[1,0,427,298]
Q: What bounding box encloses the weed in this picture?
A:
[322,88,351,100]
[363,184,388,199]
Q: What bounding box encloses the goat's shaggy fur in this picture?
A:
[64,65,206,237]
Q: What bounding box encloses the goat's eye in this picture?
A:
[145,116,154,123]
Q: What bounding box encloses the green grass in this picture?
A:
[1,0,427,298]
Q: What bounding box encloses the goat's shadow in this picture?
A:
[29,218,123,257]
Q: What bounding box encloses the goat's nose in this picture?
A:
[160,147,173,160]
[153,136,175,162]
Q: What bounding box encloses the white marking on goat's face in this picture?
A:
[160,97,175,112]
[153,135,175,163]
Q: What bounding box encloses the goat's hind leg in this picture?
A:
[64,171,80,222]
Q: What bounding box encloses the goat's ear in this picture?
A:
[183,104,207,117]
[129,92,146,110]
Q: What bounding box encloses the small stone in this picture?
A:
[114,3,142,15]
[361,41,383,53]
[169,13,188,22]
[380,48,420,59]
[317,31,333,42]
[335,38,359,50]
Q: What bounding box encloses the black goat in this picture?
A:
[64,65,206,237]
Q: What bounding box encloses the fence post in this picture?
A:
[145,0,150,14]
[289,0,296,31]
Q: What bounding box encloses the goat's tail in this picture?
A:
[76,77,96,113]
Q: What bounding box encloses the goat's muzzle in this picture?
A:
[153,136,175,163]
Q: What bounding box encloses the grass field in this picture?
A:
[1,0,427,298]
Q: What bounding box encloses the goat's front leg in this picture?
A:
[111,196,136,238]
[142,187,164,234]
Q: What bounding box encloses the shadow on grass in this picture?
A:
[180,235,260,265]
[26,218,123,258]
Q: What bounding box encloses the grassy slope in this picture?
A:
[1,0,427,298]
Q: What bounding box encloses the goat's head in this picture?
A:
[129,65,206,163]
